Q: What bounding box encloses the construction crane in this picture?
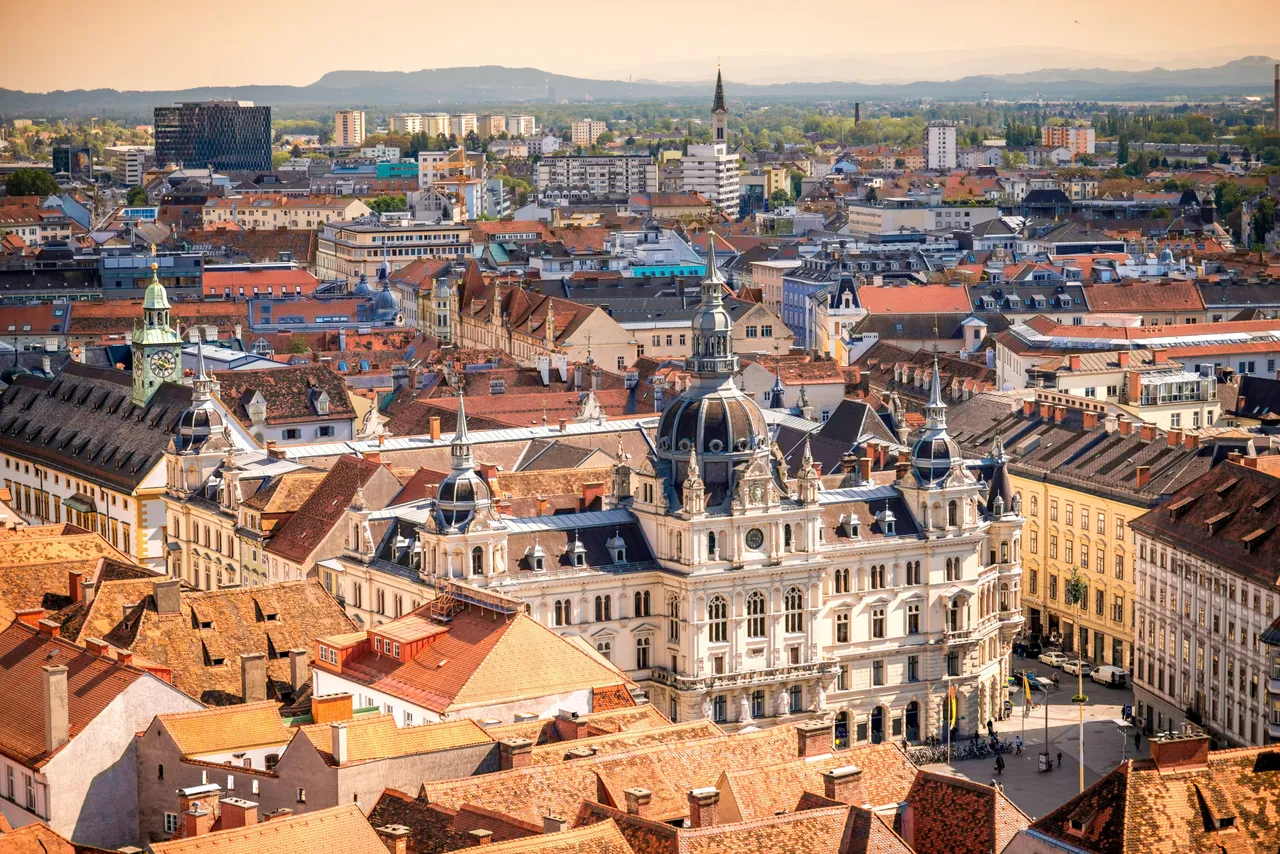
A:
[426,146,478,223]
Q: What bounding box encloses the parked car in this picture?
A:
[1062,659,1093,677]
[1038,651,1069,667]
[1025,639,1043,657]
[1091,665,1130,687]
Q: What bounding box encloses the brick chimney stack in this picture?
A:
[220,798,258,829]
[796,719,834,757]
[376,825,410,854]
[624,788,653,818]
[1149,730,1210,771]
[43,665,69,754]
[499,737,532,770]
[687,788,720,828]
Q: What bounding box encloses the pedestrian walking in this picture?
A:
[996,755,1005,775]
[1134,730,1141,750]
[1057,751,1063,768]
[986,719,995,737]
[1015,735,1023,755]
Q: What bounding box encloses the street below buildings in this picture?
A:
[921,668,1143,820]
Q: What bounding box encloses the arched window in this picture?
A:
[784,587,803,633]
[554,599,572,626]
[634,590,651,617]
[471,546,484,575]
[834,567,850,594]
[747,591,766,637]
[595,595,611,622]
[636,636,650,669]
[870,564,885,590]
[906,561,922,585]
[783,524,792,550]
[707,531,717,558]
[948,500,958,527]
[708,596,728,643]
[668,596,681,641]
[675,532,682,558]
[1030,495,1038,517]
[1000,583,1010,611]
[1000,540,1010,563]
[596,641,611,661]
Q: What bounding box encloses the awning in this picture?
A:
[62,493,97,514]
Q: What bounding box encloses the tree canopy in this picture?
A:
[5,169,59,197]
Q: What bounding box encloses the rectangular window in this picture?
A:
[907,654,919,682]
[1065,504,1073,526]
[872,660,885,686]
[1029,530,1038,554]
[907,603,920,634]
[1049,535,1058,559]
[837,664,849,691]
[1050,501,1058,521]
[836,613,849,643]
[165,813,179,834]
[1049,574,1058,601]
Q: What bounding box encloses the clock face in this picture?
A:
[149,349,177,379]
[745,528,764,550]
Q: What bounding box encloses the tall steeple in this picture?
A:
[924,355,947,432]
[450,394,474,471]
[911,355,962,488]
[688,232,737,385]
[712,68,728,144]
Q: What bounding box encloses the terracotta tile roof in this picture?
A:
[266,456,386,563]
[104,579,355,705]
[858,284,974,314]
[296,714,492,765]
[0,527,135,614]
[528,721,722,766]
[202,269,320,297]
[178,229,318,267]
[0,823,76,854]
[842,808,914,854]
[158,702,292,758]
[240,471,325,515]
[680,806,850,854]
[719,743,918,822]
[589,684,637,713]
[471,221,550,241]
[0,620,145,769]
[469,820,632,854]
[59,577,159,643]
[548,227,611,254]
[486,705,669,745]
[214,364,355,428]
[150,804,387,854]
[903,772,1029,854]
[1082,280,1205,313]
[366,790,473,854]
[317,605,630,715]
[67,302,248,339]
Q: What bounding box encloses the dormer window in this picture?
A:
[571,536,587,567]
[312,390,330,416]
[490,378,505,395]
[606,532,626,564]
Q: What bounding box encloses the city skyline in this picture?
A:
[2,0,1278,92]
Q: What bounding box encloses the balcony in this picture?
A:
[648,658,841,693]
[1269,676,1280,696]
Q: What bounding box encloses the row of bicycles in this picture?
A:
[906,737,1014,766]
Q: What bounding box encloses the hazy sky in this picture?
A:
[5,0,1279,91]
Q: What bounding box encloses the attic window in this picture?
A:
[1213,817,1235,831]
[490,378,505,395]
[264,612,279,622]
[1205,510,1234,535]
[1214,477,1239,497]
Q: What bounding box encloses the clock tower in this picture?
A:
[132,258,183,406]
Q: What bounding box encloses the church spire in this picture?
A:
[450,394,474,471]
[924,355,947,432]
[689,231,737,384]
[712,68,726,113]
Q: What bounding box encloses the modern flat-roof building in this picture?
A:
[154,101,271,172]
[333,110,366,147]
[316,220,473,282]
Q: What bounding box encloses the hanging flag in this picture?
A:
[948,684,957,728]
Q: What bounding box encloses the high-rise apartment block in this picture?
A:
[334,110,366,146]
[571,119,608,146]
[1042,124,1096,155]
[423,113,450,137]
[450,114,478,140]
[506,115,537,138]
[477,115,507,138]
[153,100,271,171]
[926,121,957,170]
[105,145,153,186]
[389,113,424,134]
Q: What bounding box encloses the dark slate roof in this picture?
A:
[1130,462,1280,589]
[966,282,1087,314]
[817,398,901,447]
[214,364,355,428]
[0,362,191,492]
[1196,278,1280,312]
[1021,189,1071,206]
[852,312,1009,341]
[1227,374,1280,421]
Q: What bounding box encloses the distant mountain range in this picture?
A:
[2,56,1277,115]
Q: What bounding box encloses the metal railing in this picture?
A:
[648,658,841,692]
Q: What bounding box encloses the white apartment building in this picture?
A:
[571,119,608,147]
[1131,462,1280,747]
[678,143,740,212]
[477,115,507,138]
[844,200,999,236]
[105,145,152,187]
[316,256,1024,742]
[535,155,657,200]
[528,136,562,157]
[450,114,478,139]
[507,115,537,138]
[360,145,401,161]
[927,122,958,171]
[388,114,424,135]
[334,110,366,147]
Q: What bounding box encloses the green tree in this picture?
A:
[769,188,791,207]
[1253,197,1276,247]
[287,337,311,355]
[865,186,878,203]
[126,186,149,206]
[5,168,58,197]
[894,157,906,169]
[290,144,303,159]
[366,195,408,214]
[271,151,291,168]
[1117,133,1129,164]
[596,131,616,146]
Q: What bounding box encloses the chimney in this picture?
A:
[43,665,69,754]
[37,619,60,639]
[263,808,293,822]
[429,416,441,441]
[364,451,382,465]
[468,830,493,846]
[542,815,567,834]
[1118,418,1133,436]
[219,798,258,829]
[534,496,550,516]
[821,765,863,803]
[1167,428,1182,449]
[288,649,308,692]
[581,481,606,511]
[1082,411,1098,430]
[1117,351,1129,367]
[1139,423,1156,442]
[1153,348,1169,364]
[331,723,348,766]
[624,787,653,818]
[858,454,872,484]
[117,649,133,667]
[311,692,354,724]
[1149,732,1210,772]
[687,788,720,829]
[266,441,285,460]
[184,805,217,840]
[1227,450,1243,464]
[558,418,568,432]
[85,637,111,658]
[154,578,182,615]
[68,570,84,605]
[499,737,533,770]
[240,653,267,704]
[1039,402,1053,419]
[1022,399,1035,417]
[1184,432,1200,450]
[15,608,42,627]
[1068,354,1081,371]
[796,719,833,758]
[376,825,411,854]
[1053,405,1067,424]
[1135,465,1151,489]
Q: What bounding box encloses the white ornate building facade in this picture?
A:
[316,248,1023,747]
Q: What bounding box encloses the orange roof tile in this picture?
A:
[0,823,76,854]
[466,819,632,854]
[296,714,492,765]
[149,804,386,854]
[858,284,973,314]
[159,702,292,758]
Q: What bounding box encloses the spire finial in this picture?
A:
[453,393,470,445]
[196,339,208,381]
[991,431,1007,463]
